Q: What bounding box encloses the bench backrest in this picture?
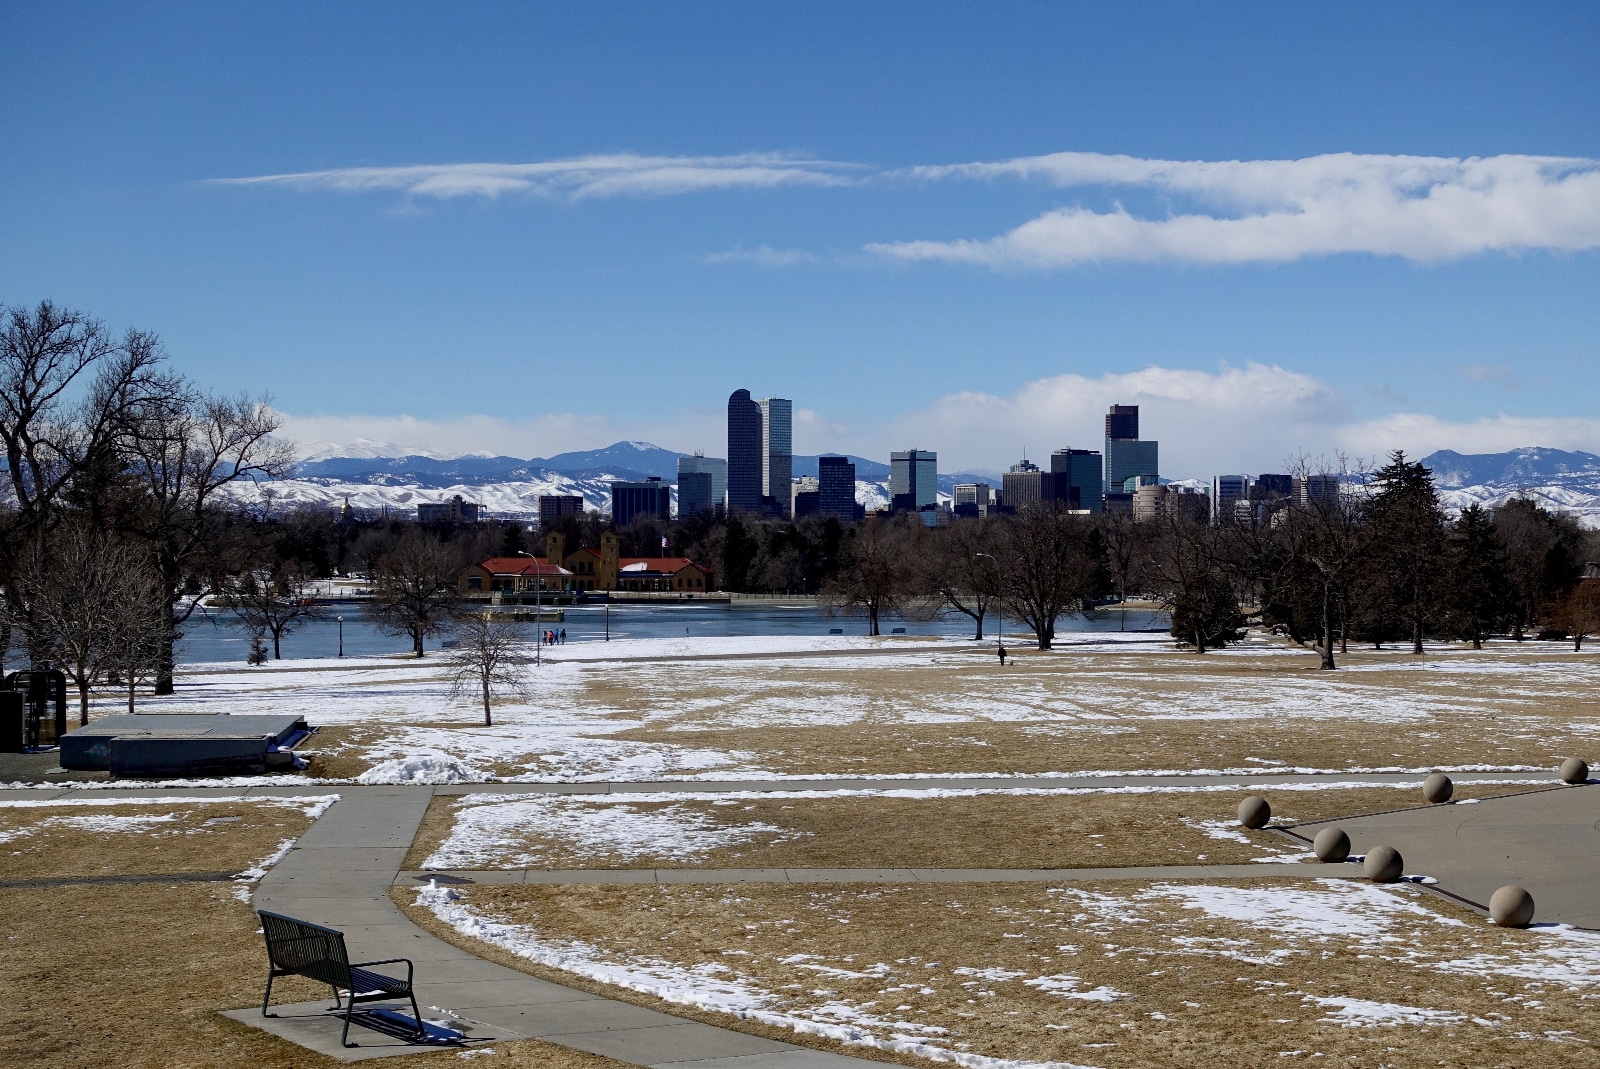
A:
[258,910,352,989]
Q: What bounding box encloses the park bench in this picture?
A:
[257,909,424,1047]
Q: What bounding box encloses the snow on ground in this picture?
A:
[423,794,801,869]
[34,632,1599,786]
[416,876,1600,1067]
[414,881,1104,1069]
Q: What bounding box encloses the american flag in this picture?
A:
[661,535,669,550]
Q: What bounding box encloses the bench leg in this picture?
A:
[341,1000,357,1047]
[408,992,426,1039]
[261,970,276,1017]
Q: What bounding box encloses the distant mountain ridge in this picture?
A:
[293,440,992,494]
[1419,447,1600,529]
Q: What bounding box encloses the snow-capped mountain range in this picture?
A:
[226,442,1600,528]
[1421,447,1600,528]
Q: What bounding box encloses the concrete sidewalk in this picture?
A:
[396,862,1345,886]
[247,784,880,1066]
[1281,783,1600,926]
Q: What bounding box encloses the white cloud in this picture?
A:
[872,152,1600,267]
[871,363,1350,477]
[703,245,821,267]
[213,153,860,200]
[1335,413,1600,460]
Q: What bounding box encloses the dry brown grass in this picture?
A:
[403,783,1531,872]
[594,644,1600,777]
[0,800,634,1069]
[401,877,1600,1069]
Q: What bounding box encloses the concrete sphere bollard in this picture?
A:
[1560,757,1589,785]
[1363,844,1404,882]
[1489,885,1536,928]
[1237,795,1271,830]
[1423,773,1454,804]
[1313,827,1351,863]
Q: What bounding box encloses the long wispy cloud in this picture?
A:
[874,151,1600,266]
[212,153,861,200]
[215,149,1600,266]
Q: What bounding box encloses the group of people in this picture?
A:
[542,628,566,645]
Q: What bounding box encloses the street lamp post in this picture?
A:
[337,615,344,658]
[535,568,543,667]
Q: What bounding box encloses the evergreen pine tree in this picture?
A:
[1445,504,1513,649]
[1366,450,1446,653]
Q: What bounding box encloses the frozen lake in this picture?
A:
[177,601,1169,664]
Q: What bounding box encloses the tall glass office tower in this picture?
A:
[757,397,792,517]
[727,389,764,513]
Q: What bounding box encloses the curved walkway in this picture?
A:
[246,785,881,1065]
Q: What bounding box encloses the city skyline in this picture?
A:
[3,6,1597,478]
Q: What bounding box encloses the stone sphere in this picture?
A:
[1489,885,1535,928]
[1313,827,1351,863]
[1237,795,1271,829]
[1363,844,1404,882]
[1423,773,1454,804]
[1560,757,1589,785]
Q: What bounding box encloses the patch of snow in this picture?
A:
[1306,995,1465,1027]
[424,795,802,868]
[1023,976,1130,1002]
[359,755,484,785]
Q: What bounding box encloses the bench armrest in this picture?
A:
[351,957,415,982]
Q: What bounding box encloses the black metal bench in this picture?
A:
[257,909,424,1047]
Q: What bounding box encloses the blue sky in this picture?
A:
[2,2,1598,476]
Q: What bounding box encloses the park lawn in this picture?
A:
[404,783,1533,872]
[599,643,1600,777]
[402,876,1600,1069]
[0,799,630,1069]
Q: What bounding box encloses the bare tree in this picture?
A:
[101,550,167,714]
[445,612,530,725]
[1001,503,1100,650]
[1097,509,1147,632]
[822,518,915,636]
[7,522,166,723]
[1557,580,1600,652]
[924,518,1003,640]
[229,562,327,660]
[118,387,295,691]
[1279,457,1368,669]
[1148,511,1243,653]
[367,532,461,656]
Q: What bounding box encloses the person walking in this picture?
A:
[997,644,1007,666]
[559,628,567,645]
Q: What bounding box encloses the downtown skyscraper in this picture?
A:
[726,389,792,515]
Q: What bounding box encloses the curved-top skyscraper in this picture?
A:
[727,388,764,512]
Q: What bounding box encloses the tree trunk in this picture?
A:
[77,680,90,726]
[1411,615,1424,655]
[272,627,282,659]
[1575,632,1584,652]
[973,609,984,642]
[1319,584,1336,670]
[867,604,879,636]
[414,627,425,656]
[482,679,492,726]
[155,569,179,695]
[127,676,136,715]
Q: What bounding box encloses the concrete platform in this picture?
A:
[221,1000,512,1061]
[1281,783,1600,926]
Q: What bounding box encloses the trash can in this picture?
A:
[0,691,23,753]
